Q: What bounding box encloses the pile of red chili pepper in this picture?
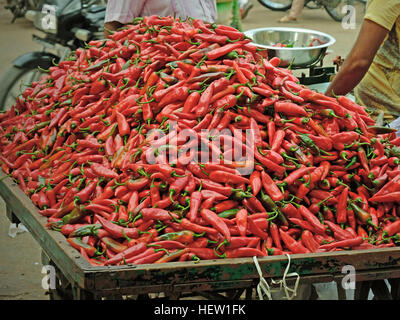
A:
[1,15,400,266]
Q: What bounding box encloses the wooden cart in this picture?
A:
[2,171,399,300]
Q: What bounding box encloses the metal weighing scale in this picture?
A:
[243,27,354,100]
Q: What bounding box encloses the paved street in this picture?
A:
[0,0,366,300]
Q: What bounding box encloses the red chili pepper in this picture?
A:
[189,237,209,249]
[346,208,356,231]
[270,129,285,152]
[383,220,400,237]
[288,217,317,234]
[240,107,270,123]
[129,250,166,265]
[252,85,276,97]
[96,216,138,239]
[180,218,219,237]
[75,179,97,204]
[153,248,190,264]
[115,111,130,136]
[260,171,284,201]
[195,84,214,117]
[200,195,216,210]
[153,229,196,244]
[269,222,282,250]
[188,247,218,260]
[295,173,313,201]
[200,208,231,242]
[234,208,248,237]
[247,196,265,213]
[249,171,262,196]
[350,203,376,228]
[219,236,258,250]
[126,177,150,191]
[102,237,128,254]
[330,131,359,144]
[247,218,269,240]
[301,230,319,253]
[242,198,258,214]
[318,236,363,251]
[214,25,244,40]
[275,101,307,117]
[67,238,97,257]
[280,202,302,220]
[324,220,354,241]
[213,200,238,214]
[223,247,265,258]
[182,91,201,113]
[232,60,249,84]
[255,150,286,176]
[183,190,201,222]
[141,208,179,222]
[279,228,310,254]
[206,40,250,60]
[358,147,370,172]
[337,95,368,116]
[91,163,118,179]
[298,205,326,235]
[208,170,249,185]
[336,187,349,224]
[159,86,189,107]
[282,166,314,186]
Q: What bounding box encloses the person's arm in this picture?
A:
[325,19,389,97]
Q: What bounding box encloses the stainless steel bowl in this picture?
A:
[244,27,336,69]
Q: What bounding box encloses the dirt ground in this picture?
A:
[0,0,366,300]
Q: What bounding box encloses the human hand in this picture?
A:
[104,21,124,38]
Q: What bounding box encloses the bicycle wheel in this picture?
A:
[257,0,293,11]
[324,0,355,22]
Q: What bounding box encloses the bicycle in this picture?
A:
[257,0,357,22]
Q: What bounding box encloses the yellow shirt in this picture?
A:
[354,0,400,118]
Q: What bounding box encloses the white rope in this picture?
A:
[253,255,273,300]
[253,254,301,300]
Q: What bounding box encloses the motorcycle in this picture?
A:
[0,0,106,111]
[257,0,357,22]
[5,0,40,23]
